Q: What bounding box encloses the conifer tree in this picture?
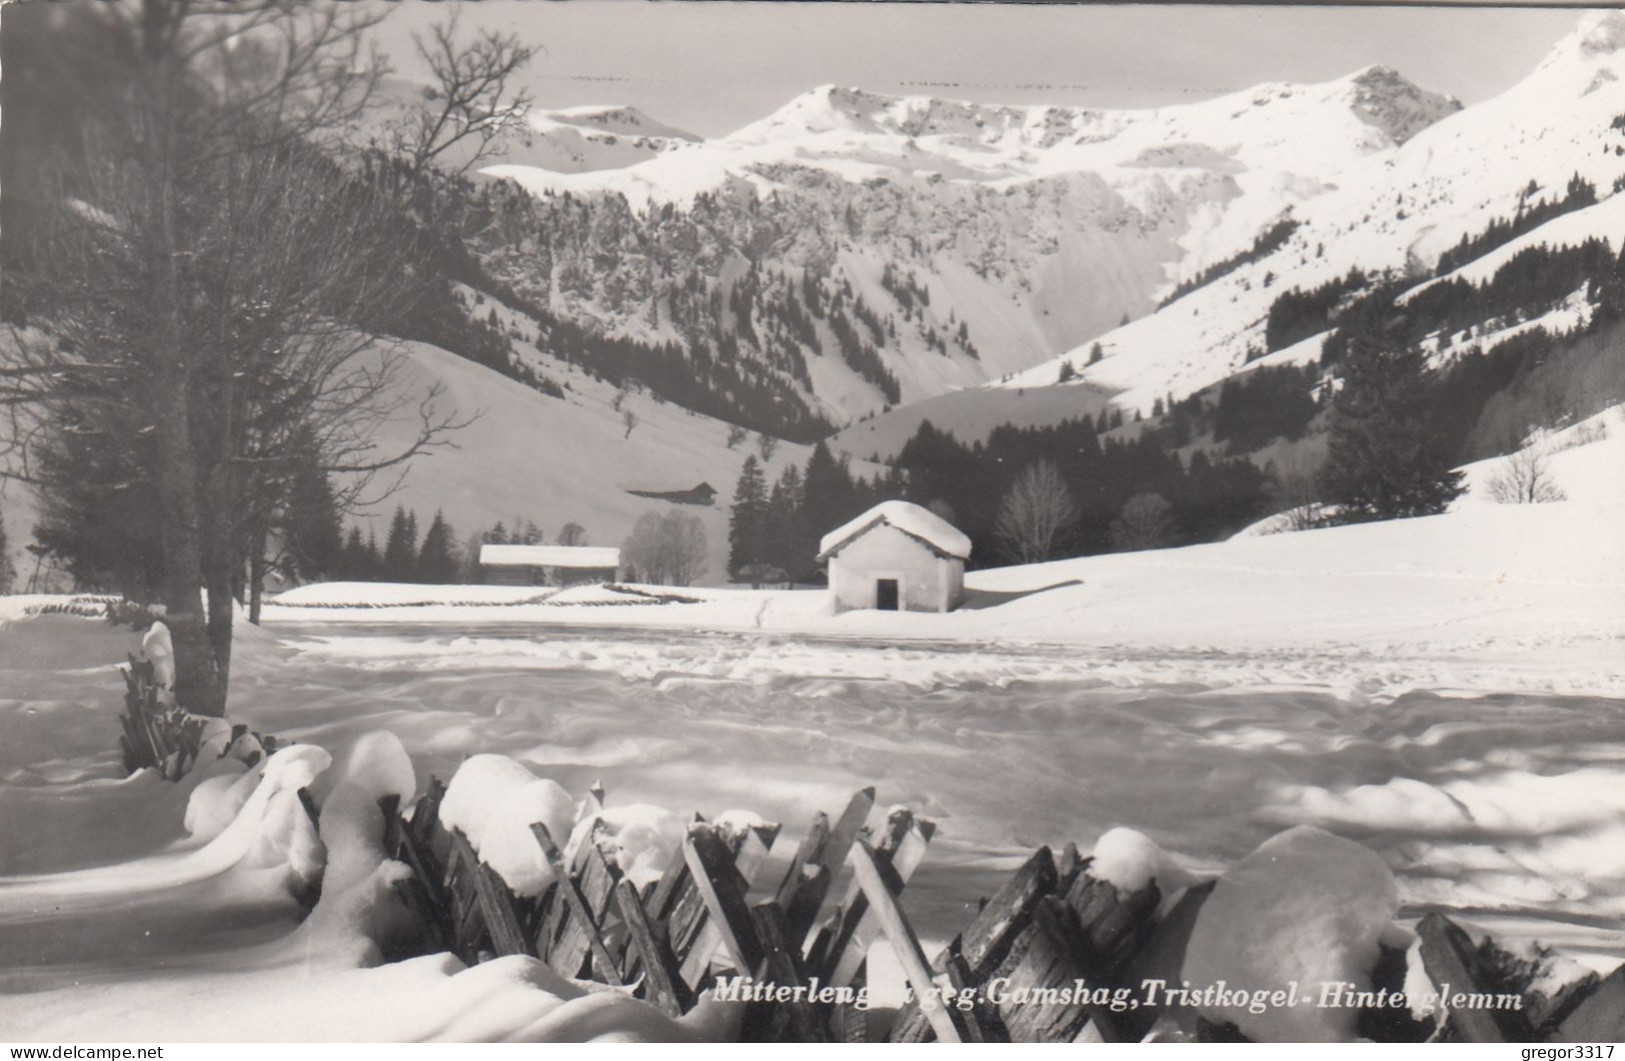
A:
[417,510,460,584]
[339,527,370,581]
[728,456,768,580]
[1320,317,1464,521]
[382,506,419,581]
[802,441,857,536]
[0,496,13,594]
[364,529,383,580]
[282,462,345,582]
[768,464,807,580]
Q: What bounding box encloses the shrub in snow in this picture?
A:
[439,755,577,897]
[1181,825,1399,1042]
[1486,446,1566,504]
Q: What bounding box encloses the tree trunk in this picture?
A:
[204,543,235,709]
[144,32,227,718]
[153,392,225,715]
[248,526,268,626]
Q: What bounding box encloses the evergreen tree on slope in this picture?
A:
[417,510,461,585]
[1320,313,1463,522]
[728,456,767,581]
[382,506,420,582]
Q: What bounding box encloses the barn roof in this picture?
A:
[817,501,972,562]
[479,544,621,568]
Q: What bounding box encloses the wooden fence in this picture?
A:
[380,784,1625,1044]
[116,667,1623,1043]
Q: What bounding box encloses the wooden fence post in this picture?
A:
[848,838,970,1044]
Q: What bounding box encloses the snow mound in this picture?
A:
[439,755,577,896]
[714,808,771,837]
[298,731,419,963]
[566,802,686,890]
[141,621,176,693]
[182,755,252,840]
[1086,827,1200,896]
[1181,826,1399,1041]
[270,581,556,608]
[818,500,972,559]
[423,955,741,1042]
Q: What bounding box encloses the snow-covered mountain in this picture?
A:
[831,11,1625,455]
[467,61,1462,429]
[505,105,701,173]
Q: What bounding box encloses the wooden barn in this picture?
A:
[479,544,620,587]
[817,500,971,613]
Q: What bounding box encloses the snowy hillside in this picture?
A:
[469,62,1461,427]
[986,11,1625,415]
[352,325,839,584]
[505,105,701,174]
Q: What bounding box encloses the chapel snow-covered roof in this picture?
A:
[479,544,621,568]
[817,500,972,561]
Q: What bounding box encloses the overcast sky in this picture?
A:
[367,2,1587,138]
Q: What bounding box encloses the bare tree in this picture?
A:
[1266,449,1327,532]
[380,11,535,188]
[556,522,587,547]
[725,424,748,450]
[2,2,465,714]
[622,408,638,439]
[1487,446,1566,504]
[992,460,1078,564]
[621,510,707,587]
[1110,492,1176,552]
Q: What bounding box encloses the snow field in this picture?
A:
[266,405,1625,700]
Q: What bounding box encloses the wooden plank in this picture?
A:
[646,814,706,919]
[825,812,935,988]
[959,846,1058,977]
[678,822,778,985]
[848,838,967,1044]
[748,901,831,1043]
[940,943,995,1043]
[443,837,489,962]
[450,828,531,958]
[390,874,450,953]
[778,789,876,940]
[1551,965,1625,1043]
[682,826,765,974]
[1063,872,1161,979]
[296,787,321,829]
[378,794,402,857]
[392,799,455,948]
[999,897,1125,1043]
[613,878,694,1017]
[530,823,625,984]
[1055,843,1084,892]
[1416,912,1529,1042]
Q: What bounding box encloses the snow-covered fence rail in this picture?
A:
[379,784,958,1039]
[374,771,1625,1044]
[119,653,294,787]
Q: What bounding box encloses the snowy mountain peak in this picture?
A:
[1532,9,1625,87]
[1572,9,1625,58]
[529,105,700,143]
[1336,63,1461,145]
